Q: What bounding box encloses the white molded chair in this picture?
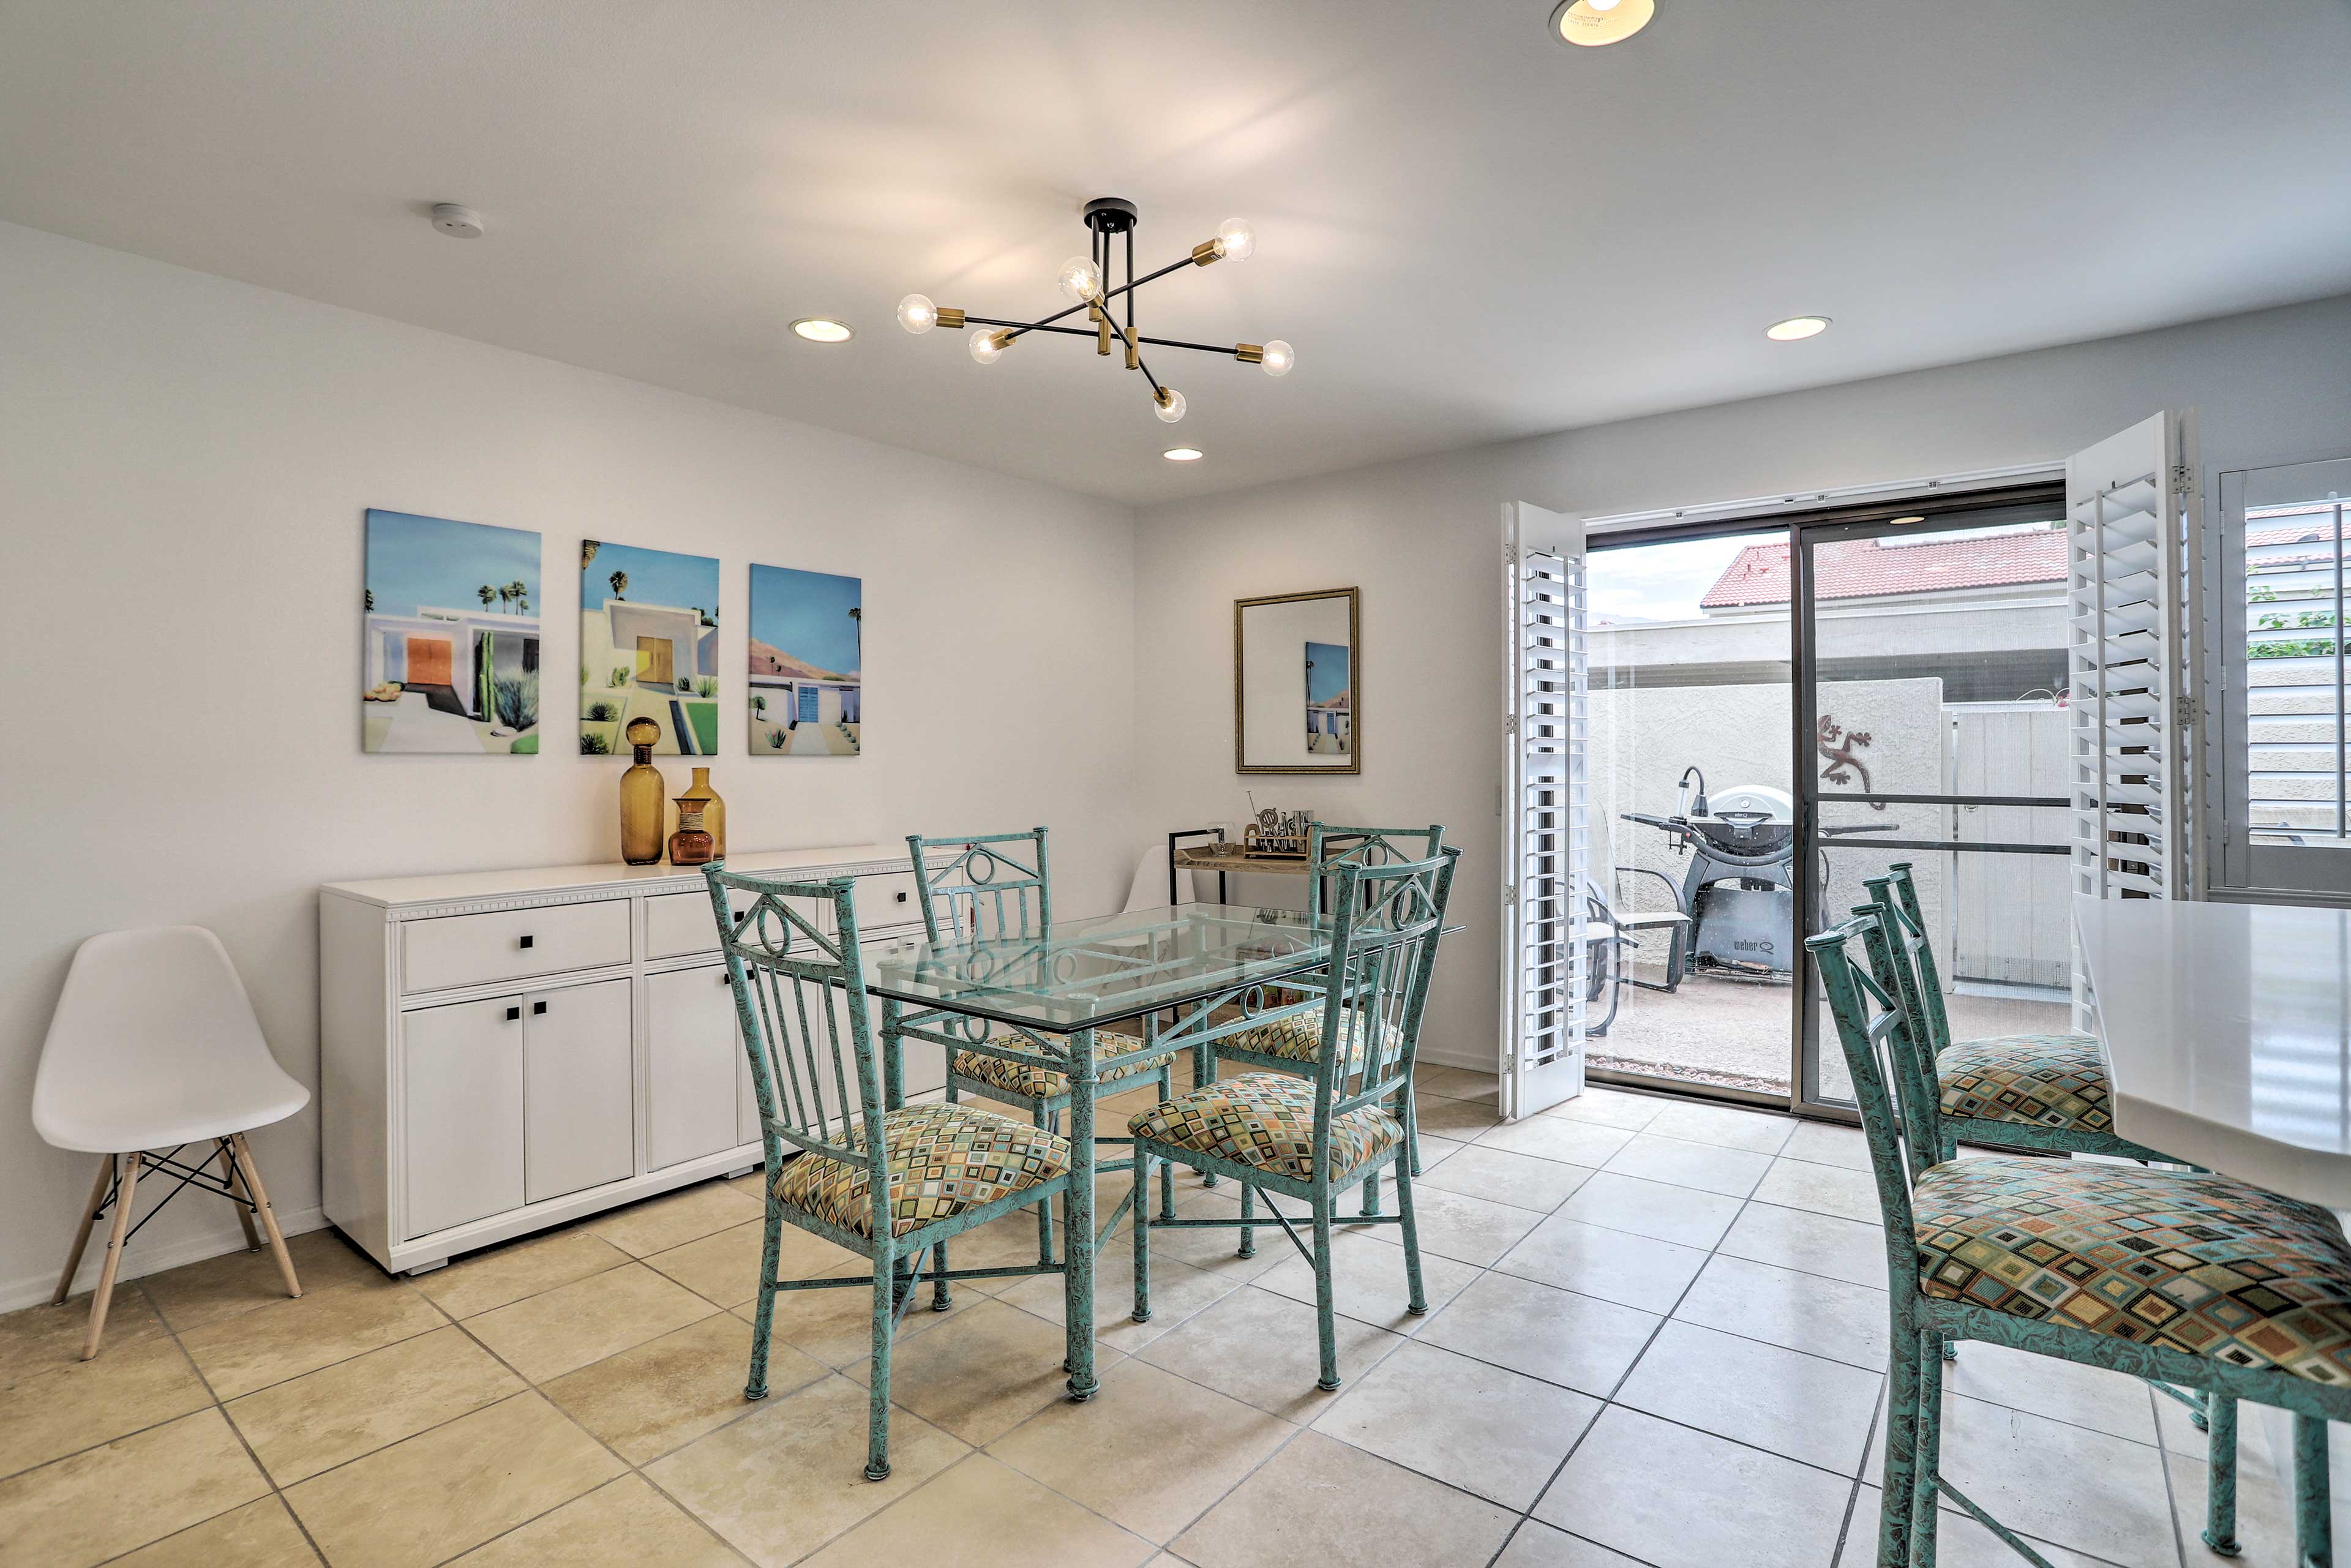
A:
[36,926,310,1357]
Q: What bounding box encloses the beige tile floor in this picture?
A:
[1,1069,2342,1567]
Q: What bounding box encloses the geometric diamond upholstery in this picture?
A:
[1218,1007,1394,1073]
[772,1101,1070,1239]
[1936,1032,2112,1133]
[1914,1156,2351,1385]
[1127,1071,1401,1182]
[950,1030,1169,1101]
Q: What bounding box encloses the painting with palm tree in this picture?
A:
[579,539,721,756]
[748,564,861,756]
[361,509,541,754]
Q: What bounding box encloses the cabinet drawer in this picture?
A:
[650,886,831,959]
[401,900,630,994]
[852,871,921,934]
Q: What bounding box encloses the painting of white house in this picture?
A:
[580,540,719,756]
[362,509,541,754]
[1304,639,1351,755]
[748,565,861,756]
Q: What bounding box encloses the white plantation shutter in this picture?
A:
[1502,502,1589,1118]
[2067,413,2202,906]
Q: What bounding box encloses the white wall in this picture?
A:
[1133,293,2351,1073]
[0,220,1139,1308]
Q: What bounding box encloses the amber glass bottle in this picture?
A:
[619,717,666,865]
[669,795,714,866]
[678,767,726,859]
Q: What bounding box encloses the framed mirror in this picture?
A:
[1235,587,1359,775]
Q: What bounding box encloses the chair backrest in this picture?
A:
[35,926,284,1146]
[1308,823,1445,917]
[705,868,888,1189]
[1872,861,1953,1054]
[1304,847,1460,1145]
[906,828,1051,945]
[1807,910,1946,1255]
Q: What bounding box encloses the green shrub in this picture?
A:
[767,728,786,749]
[696,676,718,699]
[587,700,618,722]
[492,671,539,730]
[580,731,611,754]
[608,666,631,687]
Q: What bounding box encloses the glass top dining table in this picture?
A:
[860,901,1352,1033]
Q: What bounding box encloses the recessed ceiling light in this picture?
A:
[1888,514,1927,526]
[1551,0,1654,47]
[1765,315,1831,342]
[790,317,853,343]
[1162,446,1204,462]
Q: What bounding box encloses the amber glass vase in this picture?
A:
[669,795,714,866]
[678,767,726,859]
[619,717,666,865]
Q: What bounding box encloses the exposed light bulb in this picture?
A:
[969,329,1010,364]
[1057,255,1104,304]
[1215,217,1255,261]
[1155,388,1187,424]
[897,293,938,334]
[1260,339,1294,377]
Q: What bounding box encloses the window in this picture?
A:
[2219,456,2351,893]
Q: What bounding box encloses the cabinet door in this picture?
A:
[523,978,636,1204]
[402,995,525,1239]
[647,966,747,1170]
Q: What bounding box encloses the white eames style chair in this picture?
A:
[36,926,310,1357]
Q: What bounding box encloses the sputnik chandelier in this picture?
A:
[896,197,1292,426]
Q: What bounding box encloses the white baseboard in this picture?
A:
[1415,1045,1500,1075]
[1,1206,330,1318]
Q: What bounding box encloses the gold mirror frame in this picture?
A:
[1234,586,1360,776]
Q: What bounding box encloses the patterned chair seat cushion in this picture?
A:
[1127,1071,1401,1182]
[1936,1031,2112,1133]
[950,1031,1169,1101]
[1914,1156,2351,1384]
[1217,1007,1397,1074]
[772,1102,1070,1238]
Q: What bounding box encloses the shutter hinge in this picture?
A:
[2169,462,2193,495]
[1504,882,1518,906]
[1504,542,1519,566]
[1505,713,1518,735]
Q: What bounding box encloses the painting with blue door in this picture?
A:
[1304,639,1351,755]
[748,563,862,756]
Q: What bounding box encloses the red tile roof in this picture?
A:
[1700,529,2068,609]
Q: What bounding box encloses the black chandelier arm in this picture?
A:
[994,250,1201,343]
[964,317,1245,361]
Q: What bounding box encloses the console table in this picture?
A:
[320,844,937,1274]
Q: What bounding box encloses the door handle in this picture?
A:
[505,1006,521,1021]
[532,1000,547,1016]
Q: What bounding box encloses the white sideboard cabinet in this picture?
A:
[320,844,937,1274]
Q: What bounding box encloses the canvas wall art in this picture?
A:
[1304,639,1352,756]
[580,539,720,756]
[748,564,862,756]
[362,509,542,754]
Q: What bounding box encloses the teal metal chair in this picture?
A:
[1197,823,1447,1189]
[1811,909,2351,1568]
[707,866,1075,1481]
[1129,846,1460,1391]
[1864,864,2254,1550]
[907,829,1180,1285]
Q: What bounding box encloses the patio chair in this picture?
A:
[709,867,1075,1480]
[1811,907,2347,1568]
[907,828,1181,1291]
[1128,847,1460,1391]
[1578,874,1693,1038]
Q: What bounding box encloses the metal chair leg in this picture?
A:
[1311,1190,1340,1392]
[1913,1334,1944,1568]
[2204,1394,2241,1556]
[744,1201,783,1400]
[1396,1153,1429,1319]
[1131,1148,1153,1323]
[866,1240,895,1482]
[2295,1412,2332,1568]
[1880,1319,1923,1567]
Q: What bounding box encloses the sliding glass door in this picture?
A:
[1792,500,2076,1113]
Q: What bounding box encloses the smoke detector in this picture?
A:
[430,203,484,239]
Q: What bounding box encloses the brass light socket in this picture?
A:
[1234,343,1265,364]
[1125,338,1139,370]
[1092,304,1111,356]
[936,307,967,329]
[1155,387,1177,410]
[1191,238,1223,266]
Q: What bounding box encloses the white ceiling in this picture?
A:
[4,1,2348,505]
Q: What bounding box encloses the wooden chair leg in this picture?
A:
[54,1154,114,1306]
[81,1152,141,1360]
[228,1133,301,1299]
[219,1139,263,1251]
